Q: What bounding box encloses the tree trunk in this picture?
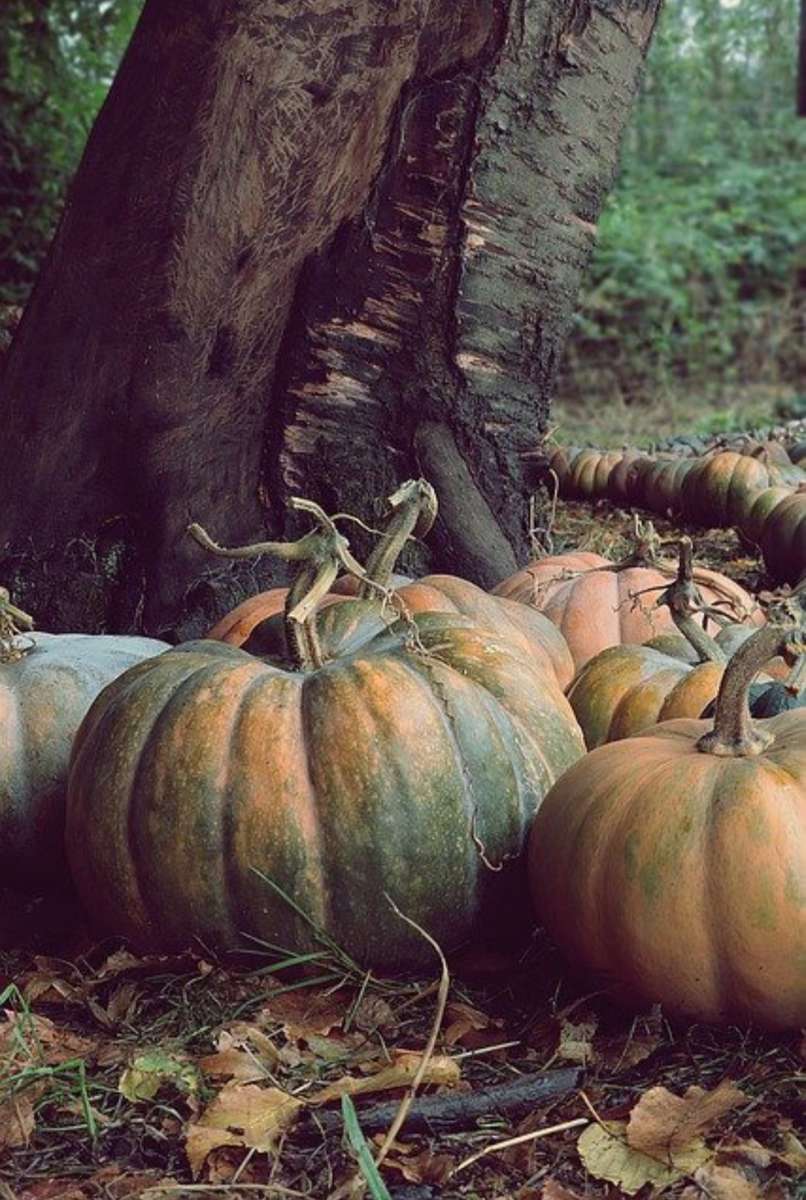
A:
[0,0,662,639]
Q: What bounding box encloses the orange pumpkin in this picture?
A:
[530,620,806,1029]
[493,549,760,673]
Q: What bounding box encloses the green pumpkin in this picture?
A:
[66,612,584,967]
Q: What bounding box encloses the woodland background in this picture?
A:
[2,0,804,443]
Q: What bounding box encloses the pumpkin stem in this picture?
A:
[189,501,373,671]
[357,479,438,598]
[0,586,35,663]
[657,539,726,665]
[784,652,806,697]
[697,615,806,757]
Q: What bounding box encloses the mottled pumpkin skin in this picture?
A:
[211,574,575,692]
[66,614,585,967]
[567,644,725,748]
[645,626,788,682]
[0,632,168,890]
[529,712,806,1029]
[493,553,760,673]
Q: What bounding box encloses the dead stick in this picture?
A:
[303,1067,582,1137]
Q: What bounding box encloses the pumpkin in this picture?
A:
[203,482,575,690]
[757,489,806,586]
[493,543,761,674]
[679,449,783,527]
[566,540,733,747]
[529,620,806,1029]
[66,510,585,967]
[0,590,168,891]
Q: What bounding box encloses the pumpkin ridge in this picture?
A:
[128,656,268,947]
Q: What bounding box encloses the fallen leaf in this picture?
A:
[199,1047,270,1084]
[680,1163,762,1199]
[386,1148,455,1185]
[540,1181,585,1200]
[22,972,84,1006]
[627,1080,746,1161]
[119,1050,200,1102]
[443,1000,490,1046]
[0,1082,45,1150]
[350,994,396,1034]
[578,1121,710,1194]
[262,989,346,1039]
[779,1130,806,1170]
[0,1010,96,1066]
[307,1049,460,1104]
[557,1017,598,1066]
[185,1083,302,1178]
[199,1023,280,1083]
[720,1138,772,1169]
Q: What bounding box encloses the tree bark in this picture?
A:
[0,0,663,639]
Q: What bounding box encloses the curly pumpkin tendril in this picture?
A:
[0,586,35,663]
[188,480,438,670]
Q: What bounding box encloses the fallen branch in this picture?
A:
[304,1066,582,1137]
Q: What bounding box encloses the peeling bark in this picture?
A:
[0,0,662,637]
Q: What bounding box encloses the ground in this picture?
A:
[0,402,804,1200]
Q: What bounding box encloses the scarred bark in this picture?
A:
[0,0,662,638]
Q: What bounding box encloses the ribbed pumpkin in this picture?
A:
[493,545,760,673]
[66,513,585,967]
[530,620,806,1029]
[566,540,732,747]
[757,489,806,586]
[204,481,575,690]
[679,449,782,527]
[0,591,168,891]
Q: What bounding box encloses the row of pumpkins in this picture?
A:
[546,439,806,586]
[1,477,804,1032]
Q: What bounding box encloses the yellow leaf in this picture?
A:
[185,1083,302,1178]
[119,1051,200,1102]
[578,1121,710,1195]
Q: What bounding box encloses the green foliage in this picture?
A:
[0,0,142,306]
[566,0,806,400]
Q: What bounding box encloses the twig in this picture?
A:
[373,897,450,1167]
[450,1117,589,1176]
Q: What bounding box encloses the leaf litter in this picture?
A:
[0,501,803,1198]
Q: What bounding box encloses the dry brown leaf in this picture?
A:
[22,972,84,1006]
[17,1181,87,1200]
[386,1148,455,1185]
[0,1082,45,1150]
[443,1000,490,1046]
[540,1181,585,1200]
[185,1083,302,1178]
[350,994,396,1034]
[199,1047,270,1084]
[308,1049,460,1105]
[579,1120,710,1193]
[627,1080,747,1161]
[557,1017,598,1065]
[720,1138,772,1169]
[199,1023,280,1082]
[779,1130,806,1170]
[0,1010,96,1066]
[261,989,346,1039]
[680,1163,762,1200]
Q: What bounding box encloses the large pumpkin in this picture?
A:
[493,550,760,673]
[66,594,584,966]
[1,617,168,891]
[529,621,806,1029]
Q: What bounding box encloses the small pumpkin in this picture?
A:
[679,449,784,528]
[0,589,168,891]
[66,503,585,967]
[492,530,761,673]
[567,540,730,747]
[530,618,806,1029]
